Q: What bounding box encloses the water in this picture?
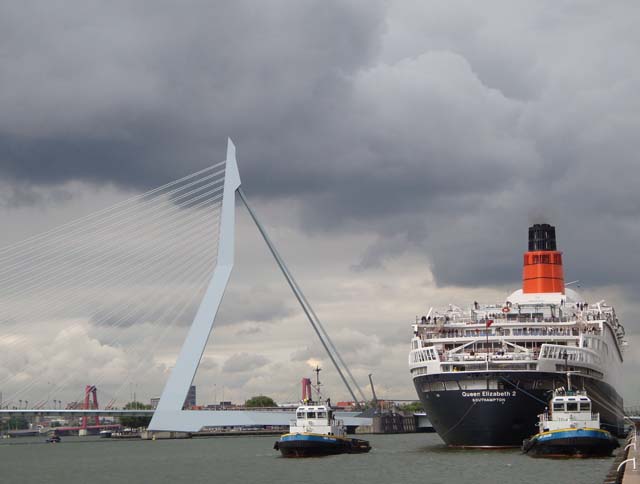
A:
[0,433,613,484]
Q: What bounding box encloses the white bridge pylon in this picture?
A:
[149,139,365,432]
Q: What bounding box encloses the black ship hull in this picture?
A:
[274,436,371,457]
[414,371,624,447]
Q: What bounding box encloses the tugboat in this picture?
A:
[522,373,619,457]
[274,367,371,457]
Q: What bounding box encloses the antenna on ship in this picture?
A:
[314,365,322,402]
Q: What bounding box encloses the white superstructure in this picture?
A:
[289,404,346,437]
[409,288,626,390]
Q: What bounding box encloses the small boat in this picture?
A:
[46,434,61,443]
[99,430,113,438]
[522,373,619,457]
[274,402,371,457]
[274,367,371,457]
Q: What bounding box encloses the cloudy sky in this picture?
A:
[0,0,639,408]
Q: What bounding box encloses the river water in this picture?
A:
[1,433,613,484]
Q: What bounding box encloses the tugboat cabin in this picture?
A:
[538,391,599,433]
[291,405,346,438]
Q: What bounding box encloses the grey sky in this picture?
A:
[1,1,639,406]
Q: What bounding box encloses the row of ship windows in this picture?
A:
[411,362,541,374]
[296,411,327,419]
[444,363,539,372]
[553,402,590,412]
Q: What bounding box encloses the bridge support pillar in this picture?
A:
[148,139,242,432]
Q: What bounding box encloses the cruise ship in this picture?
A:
[408,224,626,447]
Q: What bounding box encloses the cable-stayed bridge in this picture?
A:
[0,140,371,433]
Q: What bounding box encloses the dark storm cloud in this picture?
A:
[0,0,385,189]
[1,0,640,294]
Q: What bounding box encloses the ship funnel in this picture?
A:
[522,223,565,294]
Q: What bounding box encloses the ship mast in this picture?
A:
[314,365,322,402]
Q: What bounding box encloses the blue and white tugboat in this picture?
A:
[522,373,619,457]
[274,368,371,457]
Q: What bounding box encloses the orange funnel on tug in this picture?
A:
[522,223,565,294]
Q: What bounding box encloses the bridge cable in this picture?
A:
[2,223,219,404]
[0,175,226,288]
[0,182,225,400]
[0,162,225,258]
[0,193,224,358]
[237,187,363,408]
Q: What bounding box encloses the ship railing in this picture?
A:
[445,352,534,362]
[288,418,344,426]
[417,315,607,326]
[544,414,600,422]
[539,344,602,367]
[491,353,535,361]
[419,327,593,340]
[539,412,600,423]
[441,362,537,371]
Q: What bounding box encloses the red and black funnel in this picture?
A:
[522,224,565,294]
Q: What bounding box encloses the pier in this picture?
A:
[603,420,640,484]
[621,422,640,484]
